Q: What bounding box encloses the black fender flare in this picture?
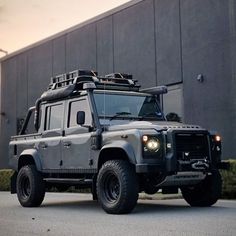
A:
[98,140,136,166]
[18,149,42,171]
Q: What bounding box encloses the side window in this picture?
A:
[68,99,92,128]
[45,104,63,130]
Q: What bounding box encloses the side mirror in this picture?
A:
[166,112,181,122]
[76,111,85,125]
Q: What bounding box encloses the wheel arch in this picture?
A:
[98,141,136,169]
[18,149,42,171]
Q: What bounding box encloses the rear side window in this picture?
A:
[45,104,63,130]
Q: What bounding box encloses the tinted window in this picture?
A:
[68,99,92,127]
[45,104,63,130]
[94,93,164,120]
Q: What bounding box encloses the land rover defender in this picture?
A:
[9,70,226,214]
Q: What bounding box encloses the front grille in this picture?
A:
[175,133,209,160]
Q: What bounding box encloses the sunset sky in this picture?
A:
[0,0,130,58]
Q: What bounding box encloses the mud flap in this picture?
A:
[10,172,17,194]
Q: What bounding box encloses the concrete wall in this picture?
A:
[181,0,236,159]
[0,0,235,168]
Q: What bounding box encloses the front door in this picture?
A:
[61,97,92,170]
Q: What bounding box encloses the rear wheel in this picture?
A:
[181,170,222,207]
[17,165,45,207]
[97,160,139,214]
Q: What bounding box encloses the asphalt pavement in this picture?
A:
[0,192,235,236]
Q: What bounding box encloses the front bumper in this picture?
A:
[136,164,163,173]
[137,128,224,174]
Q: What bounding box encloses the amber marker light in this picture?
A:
[142,135,148,142]
[215,135,221,142]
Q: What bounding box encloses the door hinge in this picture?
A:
[60,160,63,166]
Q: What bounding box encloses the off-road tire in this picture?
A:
[97,160,139,214]
[17,165,45,207]
[181,170,222,207]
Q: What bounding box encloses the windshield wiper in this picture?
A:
[110,112,132,120]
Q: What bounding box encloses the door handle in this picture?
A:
[63,141,71,148]
[40,142,48,149]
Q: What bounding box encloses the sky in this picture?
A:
[0,0,131,58]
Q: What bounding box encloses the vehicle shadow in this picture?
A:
[41,198,226,215]
[42,200,100,210]
[134,202,225,214]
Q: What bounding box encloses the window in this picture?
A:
[94,93,164,121]
[68,99,92,127]
[45,104,63,130]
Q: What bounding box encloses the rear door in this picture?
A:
[38,102,64,170]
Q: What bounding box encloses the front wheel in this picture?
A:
[17,165,45,207]
[97,160,139,214]
[181,170,222,207]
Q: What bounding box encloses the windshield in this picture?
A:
[94,92,164,121]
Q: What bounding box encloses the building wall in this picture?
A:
[0,0,235,168]
[181,0,236,159]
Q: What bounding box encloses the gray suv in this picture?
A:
[9,70,226,214]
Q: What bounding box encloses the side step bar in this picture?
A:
[44,178,92,185]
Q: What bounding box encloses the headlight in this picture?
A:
[143,136,161,153]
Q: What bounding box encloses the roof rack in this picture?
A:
[41,69,140,101]
[49,70,98,90]
[47,69,140,91]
